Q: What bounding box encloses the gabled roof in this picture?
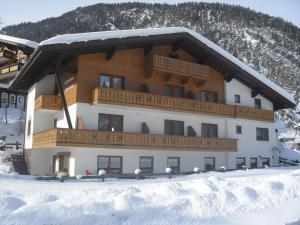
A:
[9,27,295,110]
[0,34,38,55]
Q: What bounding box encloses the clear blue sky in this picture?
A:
[1,0,299,28]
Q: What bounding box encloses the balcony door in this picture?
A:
[164,85,184,98]
[98,113,123,132]
[100,74,124,89]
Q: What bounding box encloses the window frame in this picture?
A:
[167,157,180,173]
[256,127,269,141]
[98,113,123,132]
[236,157,246,169]
[204,157,215,171]
[201,123,218,138]
[97,155,123,174]
[236,125,242,134]
[200,90,218,103]
[99,74,124,89]
[254,98,261,109]
[164,119,184,136]
[234,94,240,104]
[139,156,154,174]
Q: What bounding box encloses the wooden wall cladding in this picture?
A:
[75,45,225,104]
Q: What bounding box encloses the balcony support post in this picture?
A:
[251,89,259,98]
[55,53,73,129]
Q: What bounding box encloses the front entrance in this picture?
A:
[52,152,70,175]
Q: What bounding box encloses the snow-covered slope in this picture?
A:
[0,168,300,225]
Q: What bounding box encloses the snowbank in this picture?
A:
[0,168,300,225]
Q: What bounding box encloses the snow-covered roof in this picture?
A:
[0,83,8,89]
[40,27,295,104]
[0,34,38,50]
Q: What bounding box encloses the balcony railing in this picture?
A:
[0,63,19,75]
[92,88,274,122]
[145,54,209,79]
[32,128,237,151]
[34,95,62,111]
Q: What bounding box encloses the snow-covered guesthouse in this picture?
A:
[0,34,38,109]
[10,27,295,176]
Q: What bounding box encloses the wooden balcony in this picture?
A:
[32,128,237,151]
[92,88,274,122]
[145,54,209,80]
[0,63,19,75]
[34,95,62,112]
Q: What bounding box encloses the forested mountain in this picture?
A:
[1,2,299,126]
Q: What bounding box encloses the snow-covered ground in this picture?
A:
[276,119,300,162]
[0,107,24,145]
[0,167,300,225]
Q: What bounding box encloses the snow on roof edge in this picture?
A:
[40,27,295,105]
[0,34,38,49]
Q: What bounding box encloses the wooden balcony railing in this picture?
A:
[34,95,62,111]
[0,63,19,75]
[0,50,16,60]
[32,128,237,151]
[145,54,209,79]
[92,88,274,122]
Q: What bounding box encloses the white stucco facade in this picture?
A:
[24,75,280,176]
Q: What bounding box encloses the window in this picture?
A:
[236,125,242,134]
[18,96,24,103]
[236,157,246,169]
[262,158,270,167]
[9,94,16,104]
[54,119,57,128]
[204,157,215,171]
[99,74,124,89]
[139,157,153,174]
[164,120,184,136]
[254,98,261,109]
[164,85,184,98]
[98,114,123,132]
[97,156,122,174]
[256,128,269,141]
[201,123,218,137]
[201,91,218,103]
[167,157,180,173]
[27,120,31,136]
[234,94,240,104]
[250,157,257,169]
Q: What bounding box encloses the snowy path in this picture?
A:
[0,168,300,225]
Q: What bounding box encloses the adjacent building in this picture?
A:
[10,27,295,176]
[0,34,37,109]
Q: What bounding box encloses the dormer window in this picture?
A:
[254,98,261,109]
